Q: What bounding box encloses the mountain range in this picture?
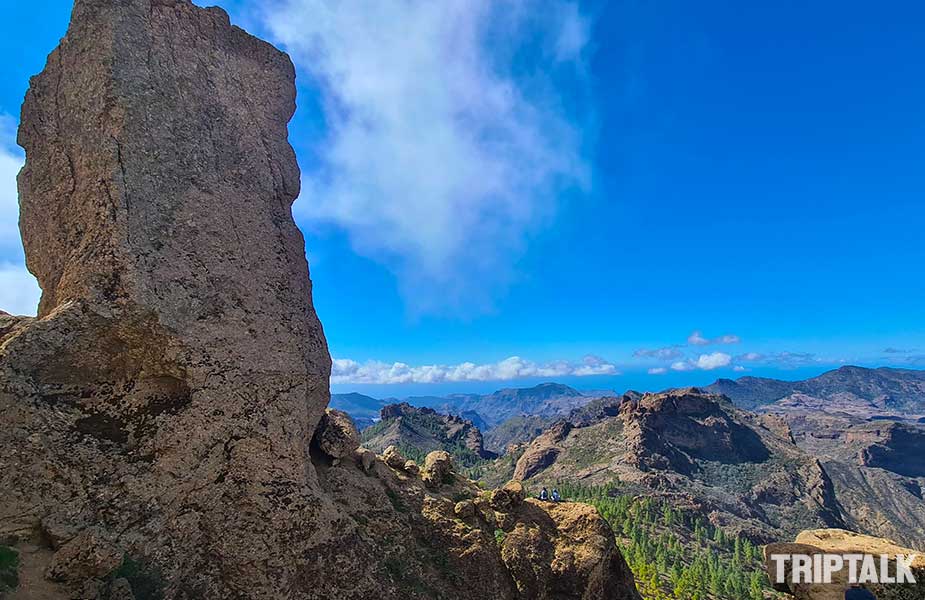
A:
[332,382,614,433]
[706,365,925,414]
[338,366,925,554]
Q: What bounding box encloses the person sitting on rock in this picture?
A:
[551,489,561,502]
[539,487,549,501]
[845,586,876,600]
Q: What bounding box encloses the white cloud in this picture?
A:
[732,365,746,372]
[0,263,40,316]
[648,367,667,375]
[260,0,591,314]
[0,114,24,257]
[697,352,732,371]
[670,352,733,372]
[687,330,710,346]
[695,352,732,370]
[0,115,37,316]
[716,334,741,344]
[331,354,617,385]
[688,330,740,346]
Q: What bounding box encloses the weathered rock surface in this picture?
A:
[0,1,639,598]
[513,421,572,481]
[4,0,331,595]
[313,408,360,459]
[362,402,498,462]
[382,445,409,470]
[765,529,924,600]
[421,450,454,489]
[491,481,527,513]
[498,389,844,542]
[499,500,640,600]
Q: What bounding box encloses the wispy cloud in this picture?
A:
[635,330,741,373]
[260,0,592,314]
[671,352,733,372]
[634,346,684,360]
[688,330,740,346]
[883,347,916,354]
[331,354,617,385]
[735,351,821,369]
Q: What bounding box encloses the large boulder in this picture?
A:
[421,450,454,489]
[498,499,641,600]
[313,409,360,459]
[381,445,408,470]
[491,481,527,513]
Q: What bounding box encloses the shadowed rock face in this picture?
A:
[620,389,771,474]
[0,2,639,599]
[858,423,925,478]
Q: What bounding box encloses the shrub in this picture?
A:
[0,546,19,593]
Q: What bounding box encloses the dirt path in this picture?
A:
[7,543,66,600]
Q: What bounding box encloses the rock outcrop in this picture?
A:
[513,421,572,481]
[4,0,330,595]
[313,409,360,459]
[619,388,771,474]
[491,481,527,513]
[498,500,640,600]
[857,423,925,477]
[497,389,844,542]
[361,402,498,464]
[421,450,454,489]
[0,1,639,598]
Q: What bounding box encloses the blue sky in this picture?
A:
[1,0,923,396]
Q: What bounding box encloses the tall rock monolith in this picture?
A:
[4,0,332,595]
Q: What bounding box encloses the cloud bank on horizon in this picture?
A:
[332,354,617,385]
[260,0,592,315]
[329,330,852,385]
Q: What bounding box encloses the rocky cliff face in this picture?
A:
[5,0,330,595]
[0,1,638,599]
[500,389,843,542]
[361,402,497,463]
